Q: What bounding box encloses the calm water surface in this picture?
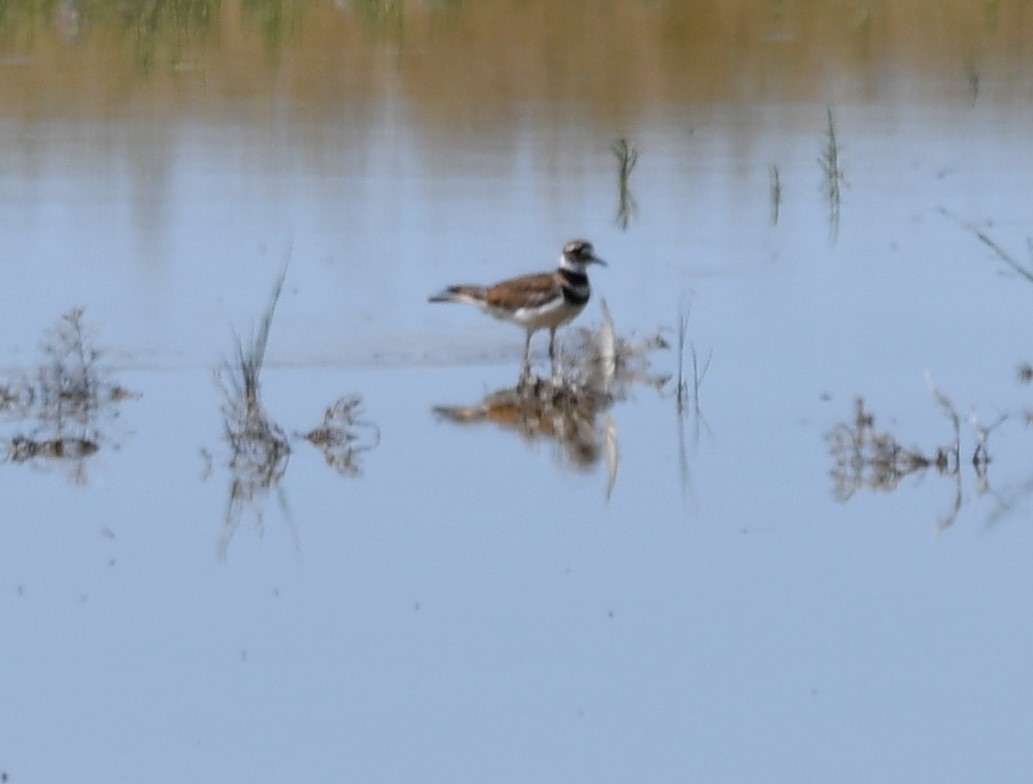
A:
[2,3,1033,782]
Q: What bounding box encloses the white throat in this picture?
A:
[559,254,587,274]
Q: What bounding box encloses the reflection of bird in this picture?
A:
[433,381,605,470]
[429,239,607,377]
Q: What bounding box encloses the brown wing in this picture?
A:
[484,272,559,310]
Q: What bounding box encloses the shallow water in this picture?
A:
[3,2,1033,782]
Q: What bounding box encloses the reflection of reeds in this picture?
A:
[964,57,980,102]
[0,309,134,483]
[672,296,712,497]
[611,137,639,231]
[118,0,220,71]
[8,433,99,462]
[674,298,710,418]
[219,409,292,560]
[0,0,221,59]
[819,107,845,240]
[242,0,303,50]
[769,164,781,226]
[217,266,292,559]
[354,0,405,35]
[828,398,946,501]
[828,382,1001,532]
[303,395,380,477]
[352,0,461,34]
[5,1,1033,111]
[0,0,217,67]
[675,303,689,414]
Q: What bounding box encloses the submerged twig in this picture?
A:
[974,229,1033,282]
[938,207,1033,283]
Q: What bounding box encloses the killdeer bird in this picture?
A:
[429,239,607,377]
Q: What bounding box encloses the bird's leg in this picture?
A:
[548,328,559,382]
[519,330,533,386]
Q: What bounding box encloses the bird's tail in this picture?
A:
[428,285,488,305]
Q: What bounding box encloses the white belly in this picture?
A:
[484,297,585,332]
